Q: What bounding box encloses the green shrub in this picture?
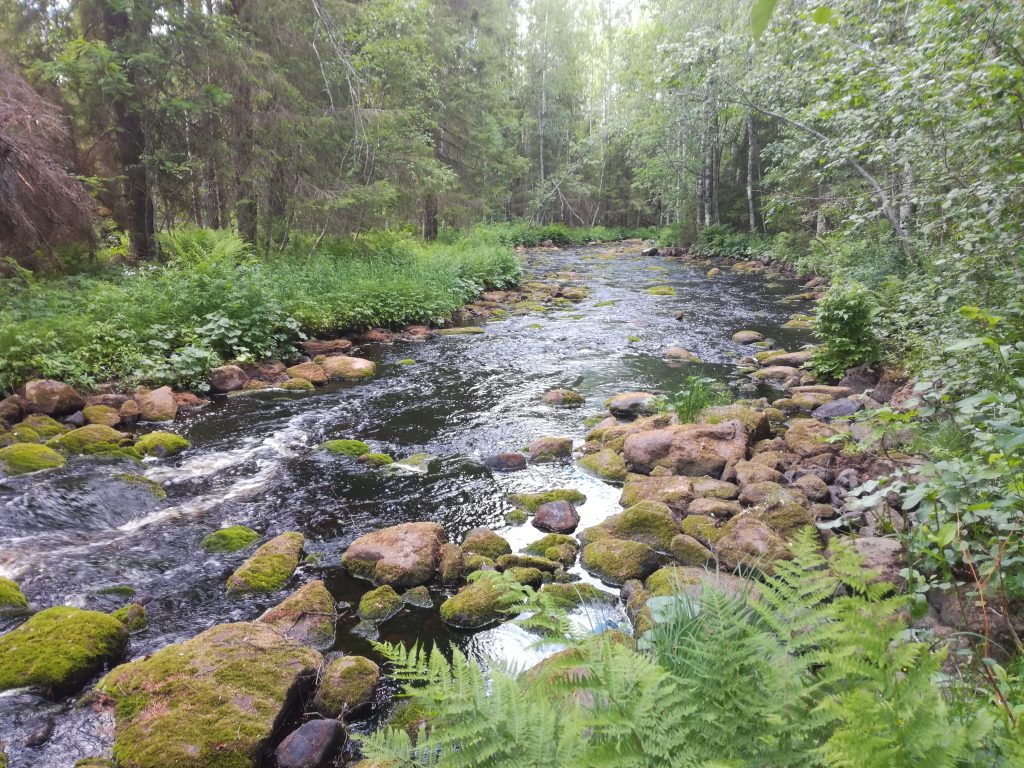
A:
[667,376,731,423]
[809,280,881,380]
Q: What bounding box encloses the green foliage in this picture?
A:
[691,225,774,259]
[468,221,661,248]
[809,281,881,380]
[667,375,732,423]
[363,532,1017,768]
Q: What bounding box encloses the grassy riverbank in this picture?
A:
[0,228,522,393]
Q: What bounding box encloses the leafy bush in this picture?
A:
[691,224,773,259]
[362,532,1018,767]
[809,280,881,380]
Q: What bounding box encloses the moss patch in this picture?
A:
[540,582,614,610]
[281,377,315,391]
[21,414,67,439]
[358,585,403,621]
[98,621,322,768]
[523,533,579,557]
[439,577,514,629]
[83,405,121,427]
[436,326,485,335]
[646,285,676,296]
[134,431,190,457]
[578,449,628,482]
[396,359,416,365]
[0,443,66,475]
[112,603,147,633]
[312,655,380,718]
[0,576,29,615]
[9,424,41,443]
[319,439,371,457]
[582,501,680,551]
[504,508,528,525]
[462,529,512,560]
[48,424,128,454]
[258,580,336,647]
[201,525,259,553]
[226,532,304,594]
[114,473,167,499]
[580,539,659,586]
[0,606,128,696]
[495,553,560,572]
[507,489,586,513]
[357,452,394,467]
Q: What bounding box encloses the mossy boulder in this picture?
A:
[134,431,190,457]
[286,362,328,385]
[342,522,447,588]
[680,514,726,546]
[319,439,371,457]
[645,566,758,601]
[0,576,29,616]
[357,452,394,467]
[114,473,167,499]
[226,532,304,594]
[505,508,528,525]
[21,414,67,439]
[715,516,790,573]
[7,423,41,443]
[83,405,121,427]
[439,576,516,629]
[505,567,544,587]
[438,543,464,584]
[619,475,696,515]
[47,424,127,454]
[578,448,628,482]
[541,388,584,407]
[0,443,66,475]
[281,377,315,391]
[461,528,512,560]
[313,655,380,718]
[580,500,679,551]
[527,436,573,462]
[436,326,485,336]
[731,330,764,344]
[669,534,714,566]
[507,489,586,513]
[258,580,336,648]
[357,585,404,622]
[98,621,322,768]
[783,418,840,457]
[699,403,771,444]
[321,355,376,379]
[0,606,128,697]
[523,533,579,557]
[581,539,660,586]
[539,582,614,610]
[112,603,148,633]
[646,285,676,296]
[495,553,560,573]
[201,525,259,553]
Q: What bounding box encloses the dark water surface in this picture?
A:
[0,243,811,766]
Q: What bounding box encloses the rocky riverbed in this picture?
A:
[0,241,924,767]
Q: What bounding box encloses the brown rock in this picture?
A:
[619,474,695,515]
[784,418,839,457]
[734,459,782,487]
[137,386,178,422]
[403,325,434,340]
[20,380,84,416]
[528,436,573,462]
[0,395,23,424]
[851,537,905,587]
[793,473,830,502]
[606,391,659,419]
[275,719,345,768]
[483,452,527,472]
[716,516,789,572]
[209,364,248,393]
[622,421,748,478]
[300,338,353,356]
[286,362,329,385]
[665,347,700,362]
[119,399,141,422]
[533,500,581,534]
[686,497,742,518]
[84,394,129,409]
[355,328,394,344]
[762,350,813,367]
[174,392,209,410]
[438,543,464,584]
[752,365,801,381]
[321,355,376,380]
[341,522,447,588]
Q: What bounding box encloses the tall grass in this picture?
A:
[0,228,521,392]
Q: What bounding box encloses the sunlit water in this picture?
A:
[0,243,811,765]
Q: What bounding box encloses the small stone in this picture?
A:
[275,719,345,768]
[542,388,584,407]
[483,452,527,472]
[357,585,403,622]
[731,330,764,344]
[462,528,512,560]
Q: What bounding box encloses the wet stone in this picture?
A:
[276,719,345,768]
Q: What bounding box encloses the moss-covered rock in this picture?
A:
[401,585,433,608]
[523,533,578,557]
[21,414,67,439]
[113,473,167,499]
[527,436,573,462]
[83,405,121,427]
[358,585,404,622]
[0,443,66,475]
[8,423,41,443]
[319,439,371,457]
[578,448,628,482]
[504,508,528,525]
[680,514,726,546]
[48,424,128,454]
[357,452,394,467]
[541,388,584,407]
[438,542,464,585]
[580,501,679,551]
[0,576,29,616]
[669,534,714,566]
[539,582,614,610]
[463,554,494,574]
[258,580,336,648]
[134,431,190,457]
[0,606,128,697]
[281,377,315,391]
[715,516,789,573]
[581,539,660,586]
[201,525,259,553]
[495,553,560,572]
[507,489,586,513]
[783,418,839,457]
[461,528,512,560]
[312,655,380,718]
[226,532,304,594]
[286,362,328,385]
[321,355,376,379]
[505,567,544,587]
[98,621,322,768]
[436,326,485,335]
[646,285,676,296]
[644,566,758,601]
[112,603,148,633]
[439,576,516,629]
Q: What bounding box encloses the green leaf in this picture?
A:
[811,6,833,24]
[751,0,778,40]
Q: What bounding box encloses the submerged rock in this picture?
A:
[507,488,587,513]
[98,621,322,768]
[342,522,446,588]
[541,388,584,406]
[201,525,260,553]
[0,443,66,475]
[0,606,128,697]
[226,532,304,594]
[259,580,337,648]
[20,379,85,416]
[312,655,380,718]
[581,539,660,585]
[276,719,345,768]
[665,347,700,362]
[111,603,148,633]
[528,436,573,462]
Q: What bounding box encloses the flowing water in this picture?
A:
[0,243,812,766]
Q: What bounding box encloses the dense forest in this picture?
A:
[1,0,1023,766]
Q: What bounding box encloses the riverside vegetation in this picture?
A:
[2,0,1024,766]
